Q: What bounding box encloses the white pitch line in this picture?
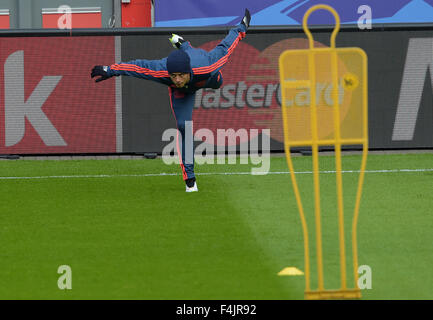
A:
[0,168,432,180]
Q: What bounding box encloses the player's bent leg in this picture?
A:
[206,9,249,64]
[207,25,246,65]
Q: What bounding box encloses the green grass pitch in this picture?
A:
[0,152,432,299]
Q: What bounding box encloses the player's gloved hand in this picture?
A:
[241,8,251,30]
[91,65,111,83]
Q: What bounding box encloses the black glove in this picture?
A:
[241,8,251,30]
[91,65,111,83]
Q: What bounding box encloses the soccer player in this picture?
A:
[91,9,251,192]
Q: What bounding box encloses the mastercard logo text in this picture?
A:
[193,38,355,146]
